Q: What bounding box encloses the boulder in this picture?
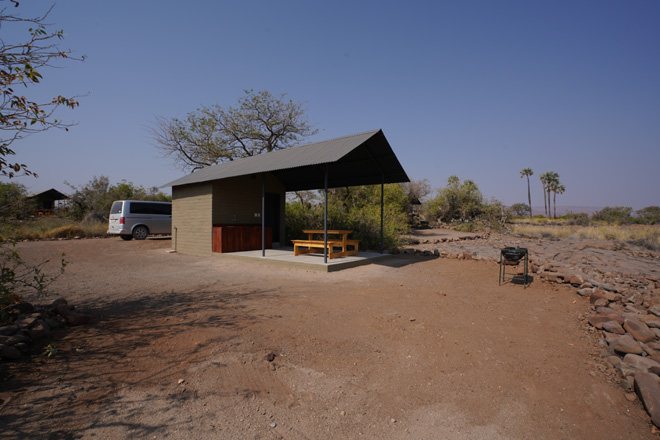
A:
[624,354,660,372]
[643,315,660,329]
[593,298,609,308]
[624,319,657,343]
[625,304,648,315]
[55,304,90,326]
[568,275,585,286]
[635,373,660,427]
[0,325,18,336]
[15,315,39,330]
[590,288,609,305]
[51,297,68,307]
[606,356,622,367]
[649,305,660,317]
[617,362,647,377]
[602,320,625,335]
[588,314,618,329]
[0,343,21,359]
[27,320,51,340]
[612,335,644,355]
[577,288,593,297]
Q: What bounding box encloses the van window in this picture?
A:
[110,201,123,214]
[129,202,150,214]
[150,203,171,215]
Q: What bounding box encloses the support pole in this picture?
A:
[261,173,265,257]
[324,165,329,264]
[380,174,384,254]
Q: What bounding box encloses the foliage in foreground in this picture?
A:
[0,181,34,219]
[286,184,410,250]
[0,3,82,178]
[1,240,67,324]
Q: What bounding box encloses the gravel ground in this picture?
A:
[0,234,658,439]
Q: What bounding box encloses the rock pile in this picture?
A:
[0,298,89,363]
[575,274,660,426]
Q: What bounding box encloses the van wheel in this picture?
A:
[132,226,149,240]
[120,235,133,241]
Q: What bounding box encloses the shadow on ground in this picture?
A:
[0,284,280,439]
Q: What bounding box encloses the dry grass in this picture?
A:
[511,224,660,251]
[0,217,107,241]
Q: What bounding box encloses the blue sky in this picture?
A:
[4,0,659,209]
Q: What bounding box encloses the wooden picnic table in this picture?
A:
[291,229,360,259]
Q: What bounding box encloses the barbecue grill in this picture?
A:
[499,246,529,288]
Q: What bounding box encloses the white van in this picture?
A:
[107,200,172,240]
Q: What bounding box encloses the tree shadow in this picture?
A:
[0,284,280,439]
[373,254,434,269]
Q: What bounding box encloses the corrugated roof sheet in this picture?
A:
[162,129,409,190]
[26,188,69,199]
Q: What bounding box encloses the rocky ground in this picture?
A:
[0,231,659,439]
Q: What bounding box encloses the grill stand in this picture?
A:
[499,247,529,289]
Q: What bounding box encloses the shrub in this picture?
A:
[592,206,633,225]
[564,212,591,226]
[508,203,530,218]
[1,240,67,324]
[636,206,660,225]
[285,184,410,250]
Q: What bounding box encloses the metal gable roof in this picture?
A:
[161,129,410,191]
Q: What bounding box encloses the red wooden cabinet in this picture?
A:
[212,225,272,253]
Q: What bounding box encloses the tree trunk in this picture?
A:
[542,183,547,217]
[527,176,532,218]
[553,191,557,219]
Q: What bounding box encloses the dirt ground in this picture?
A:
[1,234,659,439]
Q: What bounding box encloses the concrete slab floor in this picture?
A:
[212,247,394,272]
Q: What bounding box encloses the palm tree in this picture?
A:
[553,183,565,219]
[520,168,533,217]
[539,172,549,217]
[545,172,560,218]
[540,171,559,218]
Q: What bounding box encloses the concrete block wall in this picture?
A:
[172,182,213,256]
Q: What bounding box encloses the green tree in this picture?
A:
[552,183,565,219]
[425,175,484,222]
[592,206,633,225]
[636,206,660,225]
[0,3,82,178]
[153,89,318,172]
[539,172,549,216]
[519,168,533,217]
[0,181,33,218]
[399,178,431,226]
[508,202,530,217]
[66,176,171,222]
[540,171,559,218]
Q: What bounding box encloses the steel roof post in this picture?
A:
[380,173,384,254]
[324,165,328,264]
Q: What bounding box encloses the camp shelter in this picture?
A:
[26,188,69,214]
[161,129,410,259]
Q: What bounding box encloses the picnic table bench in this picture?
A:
[292,229,360,259]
